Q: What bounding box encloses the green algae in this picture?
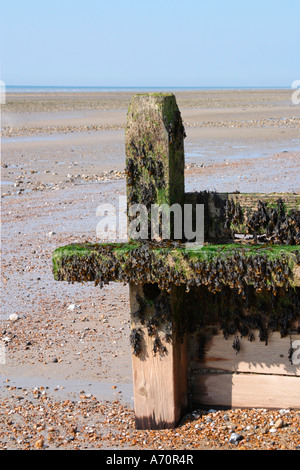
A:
[125,93,185,239]
[53,240,300,357]
[52,241,300,293]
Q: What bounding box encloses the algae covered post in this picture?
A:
[125,93,188,429]
[125,93,185,241]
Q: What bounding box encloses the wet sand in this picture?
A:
[2,89,300,194]
[0,90,300,450]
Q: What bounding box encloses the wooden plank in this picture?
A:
[228,193,300,214]
[130,283,188,429]
[184,191,231,242]
[191,372,300,409]
[189,329,300,376]
[184,192,300,243]
[227,193,300,242]
[52,242,300,288]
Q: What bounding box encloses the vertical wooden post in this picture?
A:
[125,92,185,239]
[129,283,188,429]
[126,93,188,429]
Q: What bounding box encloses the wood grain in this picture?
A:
[191,372,300,409]
[189,329,300,376]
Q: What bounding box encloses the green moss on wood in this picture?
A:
[125,93,185,240]
[52,241,300,292]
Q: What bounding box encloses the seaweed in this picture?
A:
[225,197,300,245]
[129,328,143,356]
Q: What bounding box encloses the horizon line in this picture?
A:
[5,84,291,90]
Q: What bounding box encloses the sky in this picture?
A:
[1,0,299,87]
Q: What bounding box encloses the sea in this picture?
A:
[5,85,290,93]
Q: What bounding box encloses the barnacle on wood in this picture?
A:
[126,137,166,205]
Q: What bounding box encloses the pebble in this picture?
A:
[1,123,125,138]
[0,386,298,450]
[9,314,19,322]
[275,418,284,429]
[2,116,299,139]
[183,117,300,129]
[67,304,80,311]
[279,409,290,416]
[34,437,44,449]
[185,162,204,170]
[229,432,244,444]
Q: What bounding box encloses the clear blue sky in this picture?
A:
[1,0,299,87]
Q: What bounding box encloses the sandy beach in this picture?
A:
[0,89,300,450]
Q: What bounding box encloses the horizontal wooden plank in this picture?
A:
[228,193,300,242]
[184,192,300,243]
[228,193,300,213]
[189,329,300,376]
[191,372,300,409]
[52,241,300,289]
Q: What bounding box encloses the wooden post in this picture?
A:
[129,283,188,429]
[126,93,188,429]
[125,92,185,240]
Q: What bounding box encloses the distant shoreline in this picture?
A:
[5,85,291,94]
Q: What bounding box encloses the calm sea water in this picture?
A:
[6,86,289,93]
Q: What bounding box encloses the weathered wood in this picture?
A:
[189,329,300,376]
[191,372,300,410]
[130,283,188,429]
[125,93,185,240]
[126,94,188,429]
[229,193,300,215]
[184,191,230,242]
[52,242,300,289]
[185,191,300,243]
[52,93,300,427]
